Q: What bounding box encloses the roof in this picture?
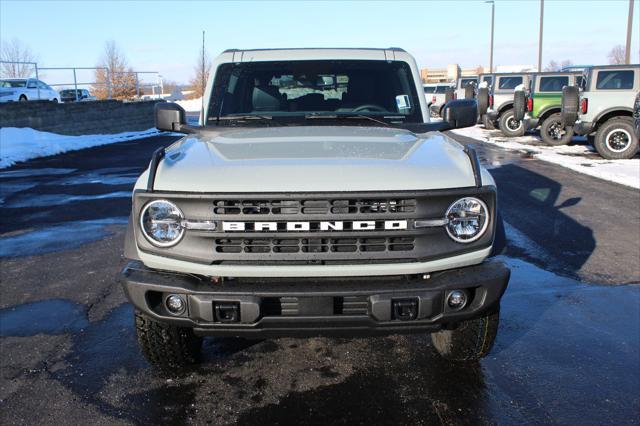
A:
[222,47,407,53]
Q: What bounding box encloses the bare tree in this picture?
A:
[560,60,573,69]
[0,38,38,78]
[188,49,211,99]
[92,40,137,100]
[544,60,560,72]
[608,45,626,64]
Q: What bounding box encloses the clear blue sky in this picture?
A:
[1,0,638,84]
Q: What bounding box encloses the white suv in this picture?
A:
[0,78,61,103]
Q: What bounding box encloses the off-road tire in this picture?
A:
[477,87,489,115]
[482,113,496,130]
[19,95,27,102]
[431,308,500,361]
[135,310,202,370]
[498,109,525,137]
[513,90,526,121]
[445,87,455,104]
[594,117,639,160]
[540,112,574,146]
[561,85,579,126]
[464,84,475,100]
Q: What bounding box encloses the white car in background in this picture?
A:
[423,83,452,117]
[0,78,61,103]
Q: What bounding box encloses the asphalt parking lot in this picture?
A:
[1,131,639,425]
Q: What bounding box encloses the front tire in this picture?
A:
[431,308,500,361]
[19,95,27,102]
[135,310,202,370]
[594,118,638,160]
[540,113,574,146]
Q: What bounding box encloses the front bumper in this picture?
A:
[120,260,510,337]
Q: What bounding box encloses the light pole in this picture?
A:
[625,0,634,64]
[537,0,544,72]
[486,0,495,73]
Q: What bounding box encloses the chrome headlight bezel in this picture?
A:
[139,199,185,248]
[445,197,490,244]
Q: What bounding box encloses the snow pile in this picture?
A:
[0,127,162,168]
[452,126,640,189]
[174,97,203,113]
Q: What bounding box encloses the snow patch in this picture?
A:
[0,127,162,169]
[452,126,640,189]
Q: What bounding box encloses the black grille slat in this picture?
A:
[214,237,415,254]
[213,198,416,215]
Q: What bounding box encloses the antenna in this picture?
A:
[201,30,205,124]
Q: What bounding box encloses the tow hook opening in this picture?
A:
[392,298,419,321]
[214,301,241,323]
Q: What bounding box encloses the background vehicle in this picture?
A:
[121,47,509,369]
[59,88,96,102]
[516,72,582,145]
[423,83,452,117]
[454,76,478,100]
[0,78,61,103]
[485,72,532,136]
[634,92,640,138]
[562,64,640,159]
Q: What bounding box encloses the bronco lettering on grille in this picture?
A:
[222,220,408,232]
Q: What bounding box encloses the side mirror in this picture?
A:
[155,102,186,132]
[441,99,478,129]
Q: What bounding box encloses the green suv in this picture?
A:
[516,72,582,145]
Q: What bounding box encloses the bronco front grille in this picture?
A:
[213,198,416,215]
[214,237,415,254]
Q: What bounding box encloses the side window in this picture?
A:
[539,76,569,92]
[596,70,634,90]
[37,81,49,89]
[27,80,37,89]
[498,76,523,90]
[575,76,584,88]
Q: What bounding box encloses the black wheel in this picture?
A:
[482,113,496,130]
[135,310,202,370]
[594,117,639,160]
[52,98,58,103]
[431,308,500,361]
[477,87,489,115]
[513,90,526,121]
[561,86,579,126]
[498,109,525,137]
[540,112,574,146]
[19,95,27,102]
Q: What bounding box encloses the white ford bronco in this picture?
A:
[561,64,640,159]
[485,72,532,136]
[120,48,510,369]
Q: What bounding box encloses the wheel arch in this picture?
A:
[594,108,633,132]
[497,101,514,115]
[538,106,562,123]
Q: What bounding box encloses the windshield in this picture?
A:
[61,90,80,96]
[207,60,423,124]
[460,77,477,87]
[0,80,26,88]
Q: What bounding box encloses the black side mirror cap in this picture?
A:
[442,99,478,129]
[155,102,186,132]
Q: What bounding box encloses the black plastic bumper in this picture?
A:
[120,261,510,338]
[486,110,499,122]
[574,121,595,136]
[524,117,539,131]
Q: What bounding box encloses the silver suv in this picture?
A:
[120,48,509,369]
[562,64,640,159]
[485,73,533,136]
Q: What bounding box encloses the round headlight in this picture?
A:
[445,197,489,243]
[140,200,184,247]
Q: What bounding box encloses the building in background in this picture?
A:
[420,64,485,83]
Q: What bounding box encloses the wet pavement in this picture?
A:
[1,132,639,425]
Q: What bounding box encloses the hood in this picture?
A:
[150,126,476,192]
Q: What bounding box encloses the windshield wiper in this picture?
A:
[217,114,273,121]
[304,113,395,127]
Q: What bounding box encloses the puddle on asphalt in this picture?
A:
[0,168,76,178]
[0,182,38,204]
[0,217,128,257]
[5,191,131,208]
[0,299,89,337]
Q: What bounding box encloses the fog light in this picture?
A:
[165,294,186,315]
[447,290,467,310]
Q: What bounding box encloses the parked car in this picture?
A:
[634,92,640,139]
[423,83,452,117]
[514,72,582,145]
[485,72,533,136]
[0,78,61,103]
[562,64,640,159]
[120,47,509,369]
[59,89,96,103]
[454,76,478,100]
